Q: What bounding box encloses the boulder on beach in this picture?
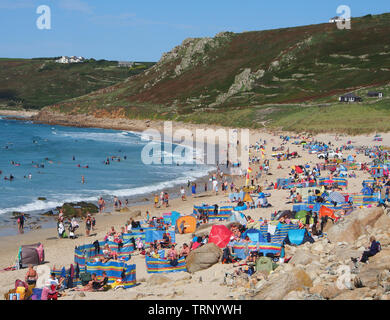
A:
[146,274,172,286]
[57,202,99,217]
[327,207,384,243]
[254,267,313,300]
[185,243,222,273]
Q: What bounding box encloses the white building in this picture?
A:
[329,16,351,23]
[55,56,85,64]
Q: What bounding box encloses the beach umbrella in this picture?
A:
[208,225,233,248]
[328,191,345,204]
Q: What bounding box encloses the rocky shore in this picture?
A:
[223,207,390,300]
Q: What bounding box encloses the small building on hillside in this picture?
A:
[118,61,135,67]
[339,93,363,102]
[367,91,383,98]
[329,16,351,23]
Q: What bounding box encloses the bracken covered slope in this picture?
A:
[41,13,390,132]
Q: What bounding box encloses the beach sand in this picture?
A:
[0,122,388,300]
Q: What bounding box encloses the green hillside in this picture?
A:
[0,58,155,109]
[39,13,390,133]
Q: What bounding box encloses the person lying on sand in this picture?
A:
[73,272,108,292]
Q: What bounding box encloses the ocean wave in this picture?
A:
[0,194,98,216]
[98,166,214,197]
[55,130,142,145]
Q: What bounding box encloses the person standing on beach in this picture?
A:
[17,213,25,233]
[85,214,92,237]
[192,183,196,196]
[154,194,159,208]
[98,197,105,213]
[160,191,164,207]
[114,196,120,210]
[180,186,186,201]
[164,192,169,207]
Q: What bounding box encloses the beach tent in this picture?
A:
[176,215,197,234]
[271,223,300,244]
[163,211,181,226]
[208,225,233,248]
[347,155,354,162]
[285,229,315,246]
[294,166,304,174]
[242,229,266,242]
[243,192,253,203]
[229,211,247,226]
[17,243,45,268]
[234,203,248,211]
[319,206,336,219]
[295,210,308,221]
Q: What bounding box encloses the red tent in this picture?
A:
[295,166,303,174]
[208,225,233,248]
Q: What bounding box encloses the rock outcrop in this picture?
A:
[185,243,222,273]
[327,207,384,243]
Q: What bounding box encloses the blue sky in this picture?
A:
[0,0,389,61]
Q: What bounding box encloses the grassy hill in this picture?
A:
[0,58,155,109]
[40,13,390,133]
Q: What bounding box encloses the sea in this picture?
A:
[0,116,214,234]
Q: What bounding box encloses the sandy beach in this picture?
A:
[0,118,390,300]
[0,117,389,300]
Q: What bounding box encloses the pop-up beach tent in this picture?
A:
[176,215,197,234]
[17,243,45,268]
[241,229,266,242]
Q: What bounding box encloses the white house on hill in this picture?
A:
[55,56,85,64]
[329,16,351,23]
